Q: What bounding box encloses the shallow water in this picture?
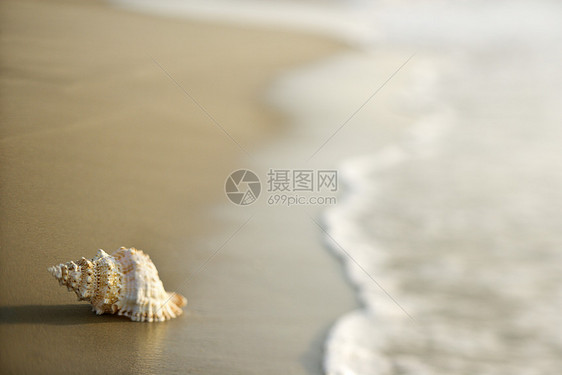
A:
[324,48,562,373]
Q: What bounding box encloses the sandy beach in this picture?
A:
[0,0,355,373]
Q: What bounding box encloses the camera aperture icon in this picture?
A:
[225,169,261,206]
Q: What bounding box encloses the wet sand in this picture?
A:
[0,0,355,373]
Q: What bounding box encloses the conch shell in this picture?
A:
[48,247,187,322]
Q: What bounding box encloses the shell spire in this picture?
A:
[48,247,187,322]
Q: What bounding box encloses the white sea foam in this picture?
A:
[323,103,454,375]
[318,3,562,371]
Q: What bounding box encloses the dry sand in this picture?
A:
[0,0,355,373]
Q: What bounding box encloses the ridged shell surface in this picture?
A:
[48,247,187,322]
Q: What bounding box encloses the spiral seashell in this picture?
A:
[48,247,187,322]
